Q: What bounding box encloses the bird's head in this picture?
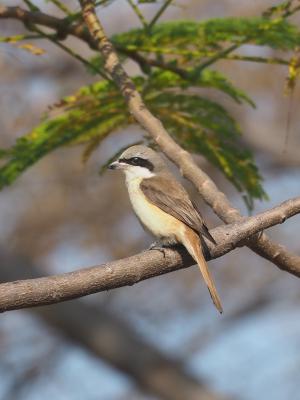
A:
[108,145,166,180]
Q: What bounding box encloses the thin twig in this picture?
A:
[283,4,300,17]
[0,6,290,69]
[0,33,42,42]
[127,0,148,29]
[47,0,72,16]
[23,0,40,12]
[120,47,290,81]
[148,0,173,30]
[33,25,109,80]
[196,43,241,72]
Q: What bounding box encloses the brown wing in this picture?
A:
[191,200,216,244]
[140,175,216,243]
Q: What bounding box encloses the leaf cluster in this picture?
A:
[2,1,300,209]
[112,17,300,54]
[0,71,266,207]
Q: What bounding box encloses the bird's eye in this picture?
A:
[131,157,140,165]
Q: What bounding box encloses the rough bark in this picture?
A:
[1,2,299,274]
[0,197,299,313]
[79,0,300,275]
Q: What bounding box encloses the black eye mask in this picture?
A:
[119,157,154,171]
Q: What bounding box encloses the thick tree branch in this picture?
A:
[0,6,289,79]
[1,4,299,288]
[0,5,190,78]
[0,197,299,313]
[0,6,289,74]
[0,6,85,40]
[79,0,300,275]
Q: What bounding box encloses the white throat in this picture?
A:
[124,166,154,184]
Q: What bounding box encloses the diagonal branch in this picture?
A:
[0,6,95,45]
[0,6,290,74]
[79,0,300,274]
[1,3,299,290]
[127,0,148,29]
[0,197,299,313]
[148,0,174,30]
[48,0,72,15]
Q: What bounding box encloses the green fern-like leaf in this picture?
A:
[0,74,265,207]
[113,17,300,53]
[146,69,255,106]
[146,90,266,205]
[0,81,129,188]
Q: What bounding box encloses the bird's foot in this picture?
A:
[147,241,167,258]
[148,241,162,250]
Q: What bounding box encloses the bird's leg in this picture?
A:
[148,240,163,250]
[148,239,180,258]
[147,240,168,258]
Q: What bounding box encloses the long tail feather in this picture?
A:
[182,229,223,313]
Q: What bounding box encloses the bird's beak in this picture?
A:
[108,161,119,170]
[108,160,125,170]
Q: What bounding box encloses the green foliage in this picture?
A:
[112,17,300,54]
[0,81,128,188]
[3,2,300,207]
[285,51,300,93]
[263,0,300,19]
[147,69,255,106]
[146,90,266,205]
[0,74,266,207]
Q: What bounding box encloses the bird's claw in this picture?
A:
[148,241,161,250]
[147,241,167,258]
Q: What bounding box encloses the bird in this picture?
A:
[108,145,223,313]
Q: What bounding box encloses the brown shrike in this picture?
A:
[109,145,223,313]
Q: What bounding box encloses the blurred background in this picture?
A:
[0,1,300,399]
